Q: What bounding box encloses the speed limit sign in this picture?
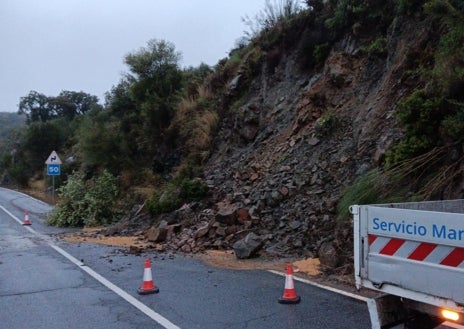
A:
[47,164,61,176]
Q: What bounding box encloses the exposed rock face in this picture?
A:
[132,15,439,268]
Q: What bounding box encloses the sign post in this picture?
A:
[45,151,62,200]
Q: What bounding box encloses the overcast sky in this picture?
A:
[0,0,266,112]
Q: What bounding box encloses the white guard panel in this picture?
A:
[354,201,464,307]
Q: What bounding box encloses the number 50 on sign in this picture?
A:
[47,164,61,176]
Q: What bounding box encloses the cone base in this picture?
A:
[137,287,159,295]
[278,295,301,304]
[22,222,31,226]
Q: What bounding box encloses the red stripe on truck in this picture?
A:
[407,243,437,261]
[379,238,405,256]
[440,247,464,267]
[369,235,464,268]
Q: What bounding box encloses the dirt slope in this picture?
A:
[195,14,436,266]
[64,10,443,276]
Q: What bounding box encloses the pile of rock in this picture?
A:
[116,28,411,273]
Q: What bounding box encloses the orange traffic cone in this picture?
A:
[137,258,159,295]
[22,211,31,226]
[278,264,301,304]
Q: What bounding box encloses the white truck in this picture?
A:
[351,200,464,329]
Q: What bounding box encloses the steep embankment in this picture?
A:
[193,15,434,264]
[117,11,442,271]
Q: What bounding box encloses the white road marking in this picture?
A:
[0,205,181,329]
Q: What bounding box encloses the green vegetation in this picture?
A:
[0,112,26,184]
[323,0,395,34]
[338,147,450,220]
[326,0,464,214]
[315,112,338,137]
[365,36,387,56]
[0,112,25,139]
[1,0,463,227]
[338,169,384,219]
[385,0,464,167]
[313,42,331,64]
[385,90,443,165]
[398,0,426,14]
[0,36,219,226]
[242,0,304,39]
[46,170,119,227]
[147,178,208,216]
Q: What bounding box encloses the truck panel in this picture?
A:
[353,200,464,310]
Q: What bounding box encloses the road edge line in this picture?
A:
[0,205,181,329]
[268,269,369,302]
[49,244,181,329]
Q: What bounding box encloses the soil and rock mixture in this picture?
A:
[60,227,371,296]
[58,14,436,297]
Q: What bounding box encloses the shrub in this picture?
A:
[427,1,464,93]
[396,90,443,136]
[325,0,350,30]
[385,136,435,167]
[46,171,87,226]
[179,178,209,201]
[365,36,387,56]
[242,0,304,39]
[83,170,119,226]
[174,159,204,181]
[313,42,330,64]
[315,112,338,136]
[385,1,464,166]
[398,0,425,15]
[337,169,385,219]
[441,104,464,141]
[147,184,182,216]
[46,170,119,227]
[385,91,442,166]
[146,175,208,216]
[339,147,449,220]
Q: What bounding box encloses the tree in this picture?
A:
[23,121,65,171]
[104,78,142,163]
[18,91,52,123]
[125,39,182,82]
[18,90,101,123]
[51,91,100,120]
[105,78,137,118]
[123,39,184,157]
[124,38,182,105]
[76,109,126,175]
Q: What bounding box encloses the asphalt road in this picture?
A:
[0,187,372,328]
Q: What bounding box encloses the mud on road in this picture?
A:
[59,228,375,299]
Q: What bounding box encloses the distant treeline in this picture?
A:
[0,112,25,139]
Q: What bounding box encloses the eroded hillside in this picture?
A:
[63,2,464,275]
[127,7,455,270]
[201,15,434,264]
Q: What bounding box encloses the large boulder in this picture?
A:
[232,232,263,259]
[318,241,340,269]
[144,220,168,242]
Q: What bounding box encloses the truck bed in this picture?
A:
[352,200,464,309]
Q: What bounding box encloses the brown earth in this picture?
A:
[62,229,318,273]
[60,229,377,299]
[133,12,441,272]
